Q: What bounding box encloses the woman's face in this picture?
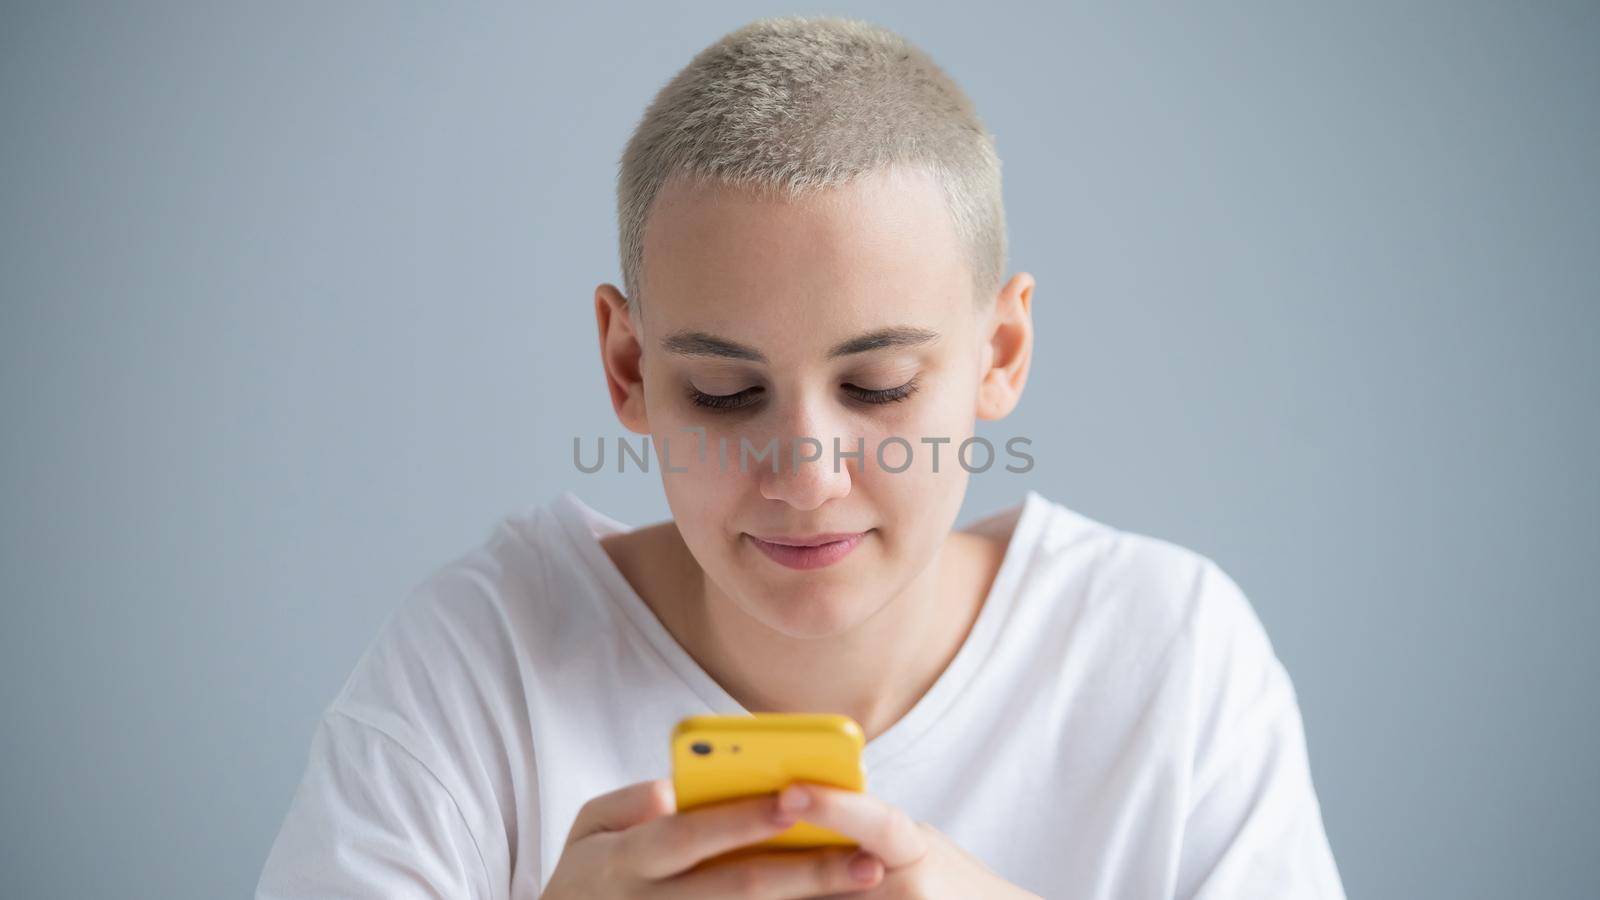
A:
[620,166,1004,638]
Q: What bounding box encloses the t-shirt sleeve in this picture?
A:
[255,708,494,899]
[1174,560,1347,900]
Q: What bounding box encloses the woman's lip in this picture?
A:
[748,532,865,547]
[746,531,868,570]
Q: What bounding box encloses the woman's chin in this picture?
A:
[745,585,869,638]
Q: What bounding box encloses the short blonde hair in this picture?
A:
[616,15,1007,311]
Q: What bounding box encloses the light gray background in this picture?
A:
[2,2,1595,897]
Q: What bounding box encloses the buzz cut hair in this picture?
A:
[616,15,1007,313]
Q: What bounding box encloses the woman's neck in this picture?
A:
[600,522,1007,743]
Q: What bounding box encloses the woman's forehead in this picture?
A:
[641,169,967,298]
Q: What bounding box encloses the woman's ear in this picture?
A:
[595,284,650,435]
[976,272,1035,421]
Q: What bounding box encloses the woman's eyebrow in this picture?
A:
[660,331,765,362]
[828,326,941,358]
[660,326,940,363]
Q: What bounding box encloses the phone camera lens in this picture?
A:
[691,741,712,755]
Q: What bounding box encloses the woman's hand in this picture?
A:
[775,782,1043,900]
[539,777,888,899]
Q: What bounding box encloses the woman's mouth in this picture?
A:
[745,531,869,570]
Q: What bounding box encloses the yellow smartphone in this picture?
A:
[671,712,866,856]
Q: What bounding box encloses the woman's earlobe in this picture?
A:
[975,370,1021,421]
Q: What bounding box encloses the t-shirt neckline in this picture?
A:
[547,489,1048,771]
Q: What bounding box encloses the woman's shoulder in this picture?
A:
[1008,492,1288,736]
[326,495,616,751]
[1017,490,1268,649]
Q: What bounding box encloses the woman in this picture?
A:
[258,15,1344,899]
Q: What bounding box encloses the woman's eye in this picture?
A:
[843,377,921,405]
[688,386,763,410]
[686,377,920,413]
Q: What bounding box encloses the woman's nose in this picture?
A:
[754,408,857,511]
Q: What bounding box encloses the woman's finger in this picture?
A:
[654,846,884,899]
[619,791,799,880]
[564,778,675,846]
[776,782,929,869]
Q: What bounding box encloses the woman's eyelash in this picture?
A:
[842,378,920,405]
[687,385,763,410]
[687,378,920,412]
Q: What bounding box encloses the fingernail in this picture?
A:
[849,851,881,883]
[779,784,811,812]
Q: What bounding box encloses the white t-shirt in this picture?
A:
[257,488,1345,899]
